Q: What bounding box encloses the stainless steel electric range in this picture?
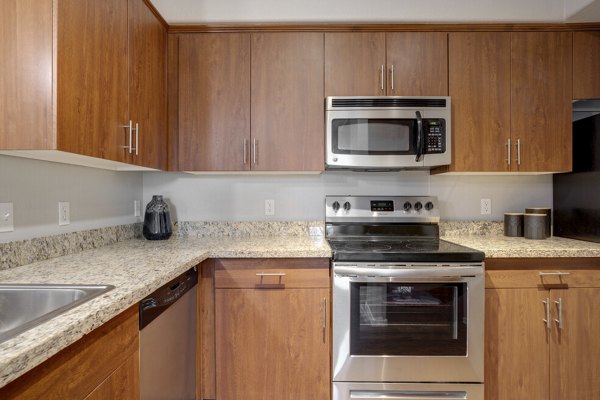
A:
[326,195,485,400]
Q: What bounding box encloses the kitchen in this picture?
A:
[1,0,600,399]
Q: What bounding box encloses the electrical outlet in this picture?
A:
[265,199,275,216]
[0,203,14,232]
[134,200,141,217]
[480,198,492,215]
[58,202,70,226]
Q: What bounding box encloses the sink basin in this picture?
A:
[0,284,114,344]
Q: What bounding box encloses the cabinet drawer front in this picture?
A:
[486,269,600,289]
[214,258,330,288]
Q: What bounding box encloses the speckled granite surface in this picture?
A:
[176,220,325,237]
[0,223,142,271]
[0,235,331,388]
[439,220,504,236]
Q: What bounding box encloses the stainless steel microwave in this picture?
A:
[325,96,451,170]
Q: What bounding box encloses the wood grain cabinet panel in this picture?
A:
[573,31,600,100]
[325,32,386,97]
[177,33,250,171]
[251,32,325,172]
[0,0,167,169]
[0,306,139,399]
[386,32,448,96]
[485,266,600,400]
[129,0,168,170]
[213,258,330,400]
[511,32,572,173]
[446,32,511,172]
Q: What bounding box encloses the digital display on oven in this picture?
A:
[370,200,394,212]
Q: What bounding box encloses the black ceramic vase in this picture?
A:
[143,195,172,240]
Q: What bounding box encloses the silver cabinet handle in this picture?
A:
[516,139,521,165]
[322,298,327,343]
[255,273,286,277]
[390,64,395,92]
[554,298,563,330]
[539,272,571,277]
[243,138,248,164]
[506,138,511,165]
[122,120,133,153]
[543,298,550,329]
[380,64,384,92]
[253,138,258,165]
[134,122,139,156]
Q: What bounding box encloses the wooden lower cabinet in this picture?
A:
[0,306,139,400]
[211,258,331,400]
[485,262,600,400]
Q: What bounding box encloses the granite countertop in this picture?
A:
[443,234,600,258]
[0,235,331,389]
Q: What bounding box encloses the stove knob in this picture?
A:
[343,201,352,212]
[414,201,423,211]
[403,201,412,212]
[332,201,340,212]
[425,201,434,211]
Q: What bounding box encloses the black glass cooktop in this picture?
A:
[327,238,484,262]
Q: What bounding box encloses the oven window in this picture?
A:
[332,119,415,155]
[350,282,467,356]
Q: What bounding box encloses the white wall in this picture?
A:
[0,155,143,243]
[152,0,567,23]
[143,171,552,222]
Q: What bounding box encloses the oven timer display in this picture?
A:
[370,200,394,212]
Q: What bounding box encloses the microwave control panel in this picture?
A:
[424,119,446,154]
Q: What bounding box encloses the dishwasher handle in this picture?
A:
[139,266,198,330]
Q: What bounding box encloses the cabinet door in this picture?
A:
[386,32,448,96]
[573,31,600,100]
[511,32,572,173]
[325,32,386,96]
[550,288,600,400]
[0,0,53,150]
[129,0,167,170]
[57,0,129,163]
[215,288,330,400]
[447,32,511,172]
[178,33,250,171]
[251,33,324,171]
[485,288,550,400]
[84,350,140,400]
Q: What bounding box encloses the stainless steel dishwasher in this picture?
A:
[139,266,197,400]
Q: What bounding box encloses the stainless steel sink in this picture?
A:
[0,284,114,344]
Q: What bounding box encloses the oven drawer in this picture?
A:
[214,258,330,289]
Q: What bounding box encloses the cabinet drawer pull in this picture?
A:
[380,64,384,92]
[516,138,521,165]
[542,298,550,329]
[506,138,511,165]
[255,273,286,277]
[253,138,258,165]
[539,272,570,277]
[390,64,395,92]
[122,120,133,153]
[554,298,563,330]
[134,122,139,156]
[322,298,327,343]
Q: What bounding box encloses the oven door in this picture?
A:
[332,263,484,383]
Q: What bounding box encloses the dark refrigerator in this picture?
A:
[554,109,600,243]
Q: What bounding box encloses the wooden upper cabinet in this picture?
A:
[129,0,167,170]
[0,0,53,150]
[251,33,325,171]
[57,0,130,163]
[446,32,511,172]
[511,32,572,173]
[573,31,600,100]
[325,32,386,96]
[386,32,448,96]
[178,33,250,171]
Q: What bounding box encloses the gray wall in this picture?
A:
[143,171,552,222]
[0,155,143,243]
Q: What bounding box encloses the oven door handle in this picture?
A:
[334,266,483,279]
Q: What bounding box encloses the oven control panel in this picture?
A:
[326,195,440,223]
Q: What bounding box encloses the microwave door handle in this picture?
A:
[415,110,424,162]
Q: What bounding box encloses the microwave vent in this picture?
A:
[330,98,447,109]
